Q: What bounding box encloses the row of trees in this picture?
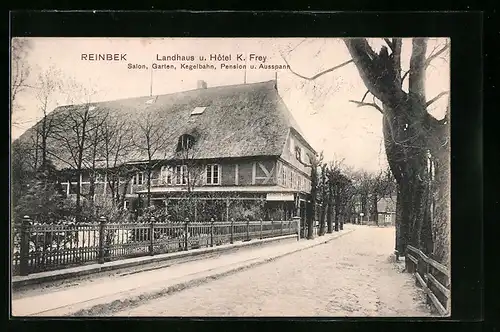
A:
[301,153,396,240]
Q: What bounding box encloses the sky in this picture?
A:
[11,38,450,173]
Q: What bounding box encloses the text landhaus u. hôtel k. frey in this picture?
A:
[80,53,291,71]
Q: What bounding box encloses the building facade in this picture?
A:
[20,80,316,222]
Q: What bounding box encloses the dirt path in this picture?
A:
[112,226,433,317]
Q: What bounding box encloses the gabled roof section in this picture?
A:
[15,80,316,170]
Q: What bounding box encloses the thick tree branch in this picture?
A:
[409,38,428,103]
[392,39,403,87]
[344,38,405,105]
[280,54,353,81]
[426,91,450,107]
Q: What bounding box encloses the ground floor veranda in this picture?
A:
[128,186,312,223]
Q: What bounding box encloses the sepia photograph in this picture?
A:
[10,37,451,317]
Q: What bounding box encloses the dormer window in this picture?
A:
[295,146,302,162]
[132,172,144,185]
[191,106,207,116]
[177,134,195,152]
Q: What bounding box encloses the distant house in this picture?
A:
[17,80,316,222]
[376,196,397,225]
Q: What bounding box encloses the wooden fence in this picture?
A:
[12,215,299,276]
[405,245,451,316]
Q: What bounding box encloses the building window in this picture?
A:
[289,171,294,188]
[124,200,129,210]
[175,165,188,185]
[191,106,207,115]
[177,134,195,152]
[283,167,287,187]
[161,166,174,185]
[206,164,220,185]
[295,146,302,162]
[133,172,144,185]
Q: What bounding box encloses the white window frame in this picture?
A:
[295,146,302,161]
[175,165,188,185]
[161,166,174,185]
[205,164,221,185]
[132,172,144,185]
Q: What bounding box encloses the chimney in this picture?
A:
[197,80,207,89]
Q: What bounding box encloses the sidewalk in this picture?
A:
[12,233,297,289]
[11,226,354,317]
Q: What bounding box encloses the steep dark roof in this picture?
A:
[16,80,315,170]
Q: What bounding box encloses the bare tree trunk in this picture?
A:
[429,120,450,267]
[327,182,333,233]
[372,193,379,226]
[147,168,151,208]
[319,200,330,236]
[334,186,340,232]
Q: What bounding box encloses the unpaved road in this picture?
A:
[112,226,433,317]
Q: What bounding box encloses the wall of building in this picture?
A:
[280,130,314,176]
[62,158,280,198]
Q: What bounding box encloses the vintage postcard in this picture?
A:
[10,37,450,317]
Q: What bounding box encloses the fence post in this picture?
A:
[184,218,189,251]
[230,218,234,244]
[271,219,274,236]
[210,217,214,247]
[425,260,432,306]
[293,216,300,241]
[246,218,250,241]
[404,246,409,272]
[415,251,422,287]
[98,216,106,264]
[259,218,263,239]
[19,215,31,276]
[280,221,283,235]
[149,216,155,256]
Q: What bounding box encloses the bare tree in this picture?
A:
[134,111,168,208]
[296,151,322,239]
[82,111,109,206]
[325,160,347,233]
[318,163,328,236]
[33,67,63,171]
[49,83,100,216]
[284,38,450,265]
[100,114,136,207]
